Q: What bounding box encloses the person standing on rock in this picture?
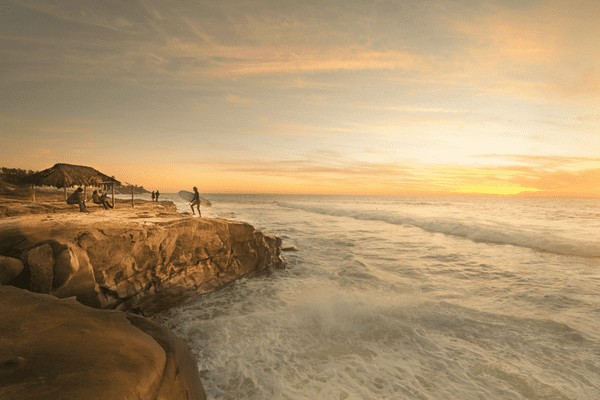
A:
[190,186,201,216]
[66,187,87,212]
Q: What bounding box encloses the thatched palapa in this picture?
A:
[28,163,120,188]
[27,163,121,204]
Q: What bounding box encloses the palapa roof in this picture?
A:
[28,163,121,188]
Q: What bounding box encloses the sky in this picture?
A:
[1,0,599,196]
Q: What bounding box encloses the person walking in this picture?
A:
[151,191,156,201]
[190,186,201,216]
[155,190,160,202]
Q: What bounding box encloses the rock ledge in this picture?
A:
[0,212,285,314]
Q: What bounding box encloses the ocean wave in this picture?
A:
[277,202,600,258]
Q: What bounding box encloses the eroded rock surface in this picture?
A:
[0,214,284,314]
[0,285,205,400]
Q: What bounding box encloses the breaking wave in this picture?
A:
[278,202,600,258]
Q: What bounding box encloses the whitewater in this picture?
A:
[153,194,600,400]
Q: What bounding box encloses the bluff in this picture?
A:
[0,210,285,315]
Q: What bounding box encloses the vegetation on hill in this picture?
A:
[0,167,37,185]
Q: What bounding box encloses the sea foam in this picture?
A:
[278,202,600,258]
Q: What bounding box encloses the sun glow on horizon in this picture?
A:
[101,157,600,198]
[452,184,541,196]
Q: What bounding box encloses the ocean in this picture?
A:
[154,194,600,400]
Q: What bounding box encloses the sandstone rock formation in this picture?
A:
[0,285,206,400]
[0,213,284,314]
[0,198,285,398]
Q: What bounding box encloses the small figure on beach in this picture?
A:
[151,191,156,201]
[190,186,201,216]
[66,187,87,212]
[100,191,114,209]
[155,190,160,202]
[92,190,114,209]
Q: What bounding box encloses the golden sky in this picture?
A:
[1,0,599,196]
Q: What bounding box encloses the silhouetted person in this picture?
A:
[190,186,201,216]
[92,190,113,209]
[151,191,156,201]
[67,187,87,212]
[100,191,114,209]
[155,190,160,202]
[92,190,102,206]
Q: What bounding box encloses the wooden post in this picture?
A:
[131,185,134,207]
[111,183,115,209]
[31,184,36,202]
[64,186,67,201]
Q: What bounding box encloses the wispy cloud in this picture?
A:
[355,104,469,114]
[477,154,600,170]
[578,113,600,122]
[515,167,600,196]
[15,0,157,33]
[6,0,599,97]
[159,39,424,76]
[447,2,600,98]
[225,94,253,105]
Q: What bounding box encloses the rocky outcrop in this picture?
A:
[0,215,284,314]
[0,285,206,400]
[0,198,285,399]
